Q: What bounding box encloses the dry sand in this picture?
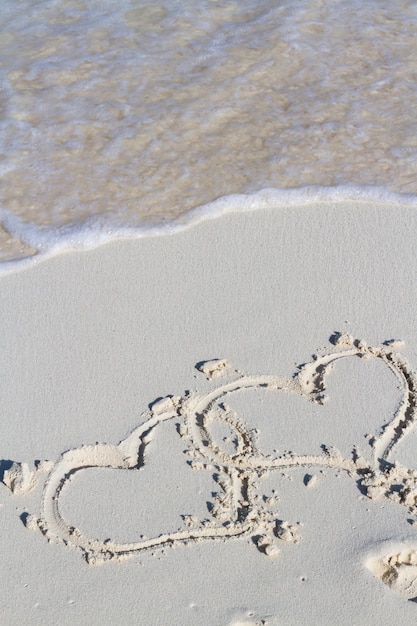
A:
[1,202,417,624]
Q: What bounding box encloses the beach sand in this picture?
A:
[2,202,417,624]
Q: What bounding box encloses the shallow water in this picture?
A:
[1,0,416,264]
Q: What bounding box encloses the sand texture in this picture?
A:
[2,203,417,624]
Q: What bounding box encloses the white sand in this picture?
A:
[1,202,417,624]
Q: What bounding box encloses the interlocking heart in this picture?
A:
[10,333,417,598]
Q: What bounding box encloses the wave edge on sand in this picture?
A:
[2,184,417,274]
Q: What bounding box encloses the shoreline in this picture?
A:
[1,186,417,272]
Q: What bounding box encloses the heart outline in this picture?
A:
[22,333,417,569]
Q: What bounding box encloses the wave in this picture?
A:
[1,184,417,274]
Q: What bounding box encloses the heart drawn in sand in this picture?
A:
[13,333,417,598]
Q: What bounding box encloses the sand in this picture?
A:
[2,202,417,624]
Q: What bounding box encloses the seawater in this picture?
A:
[1,0,417,268]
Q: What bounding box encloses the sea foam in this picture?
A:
[0,185,416,274]
[1,0,417,268]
